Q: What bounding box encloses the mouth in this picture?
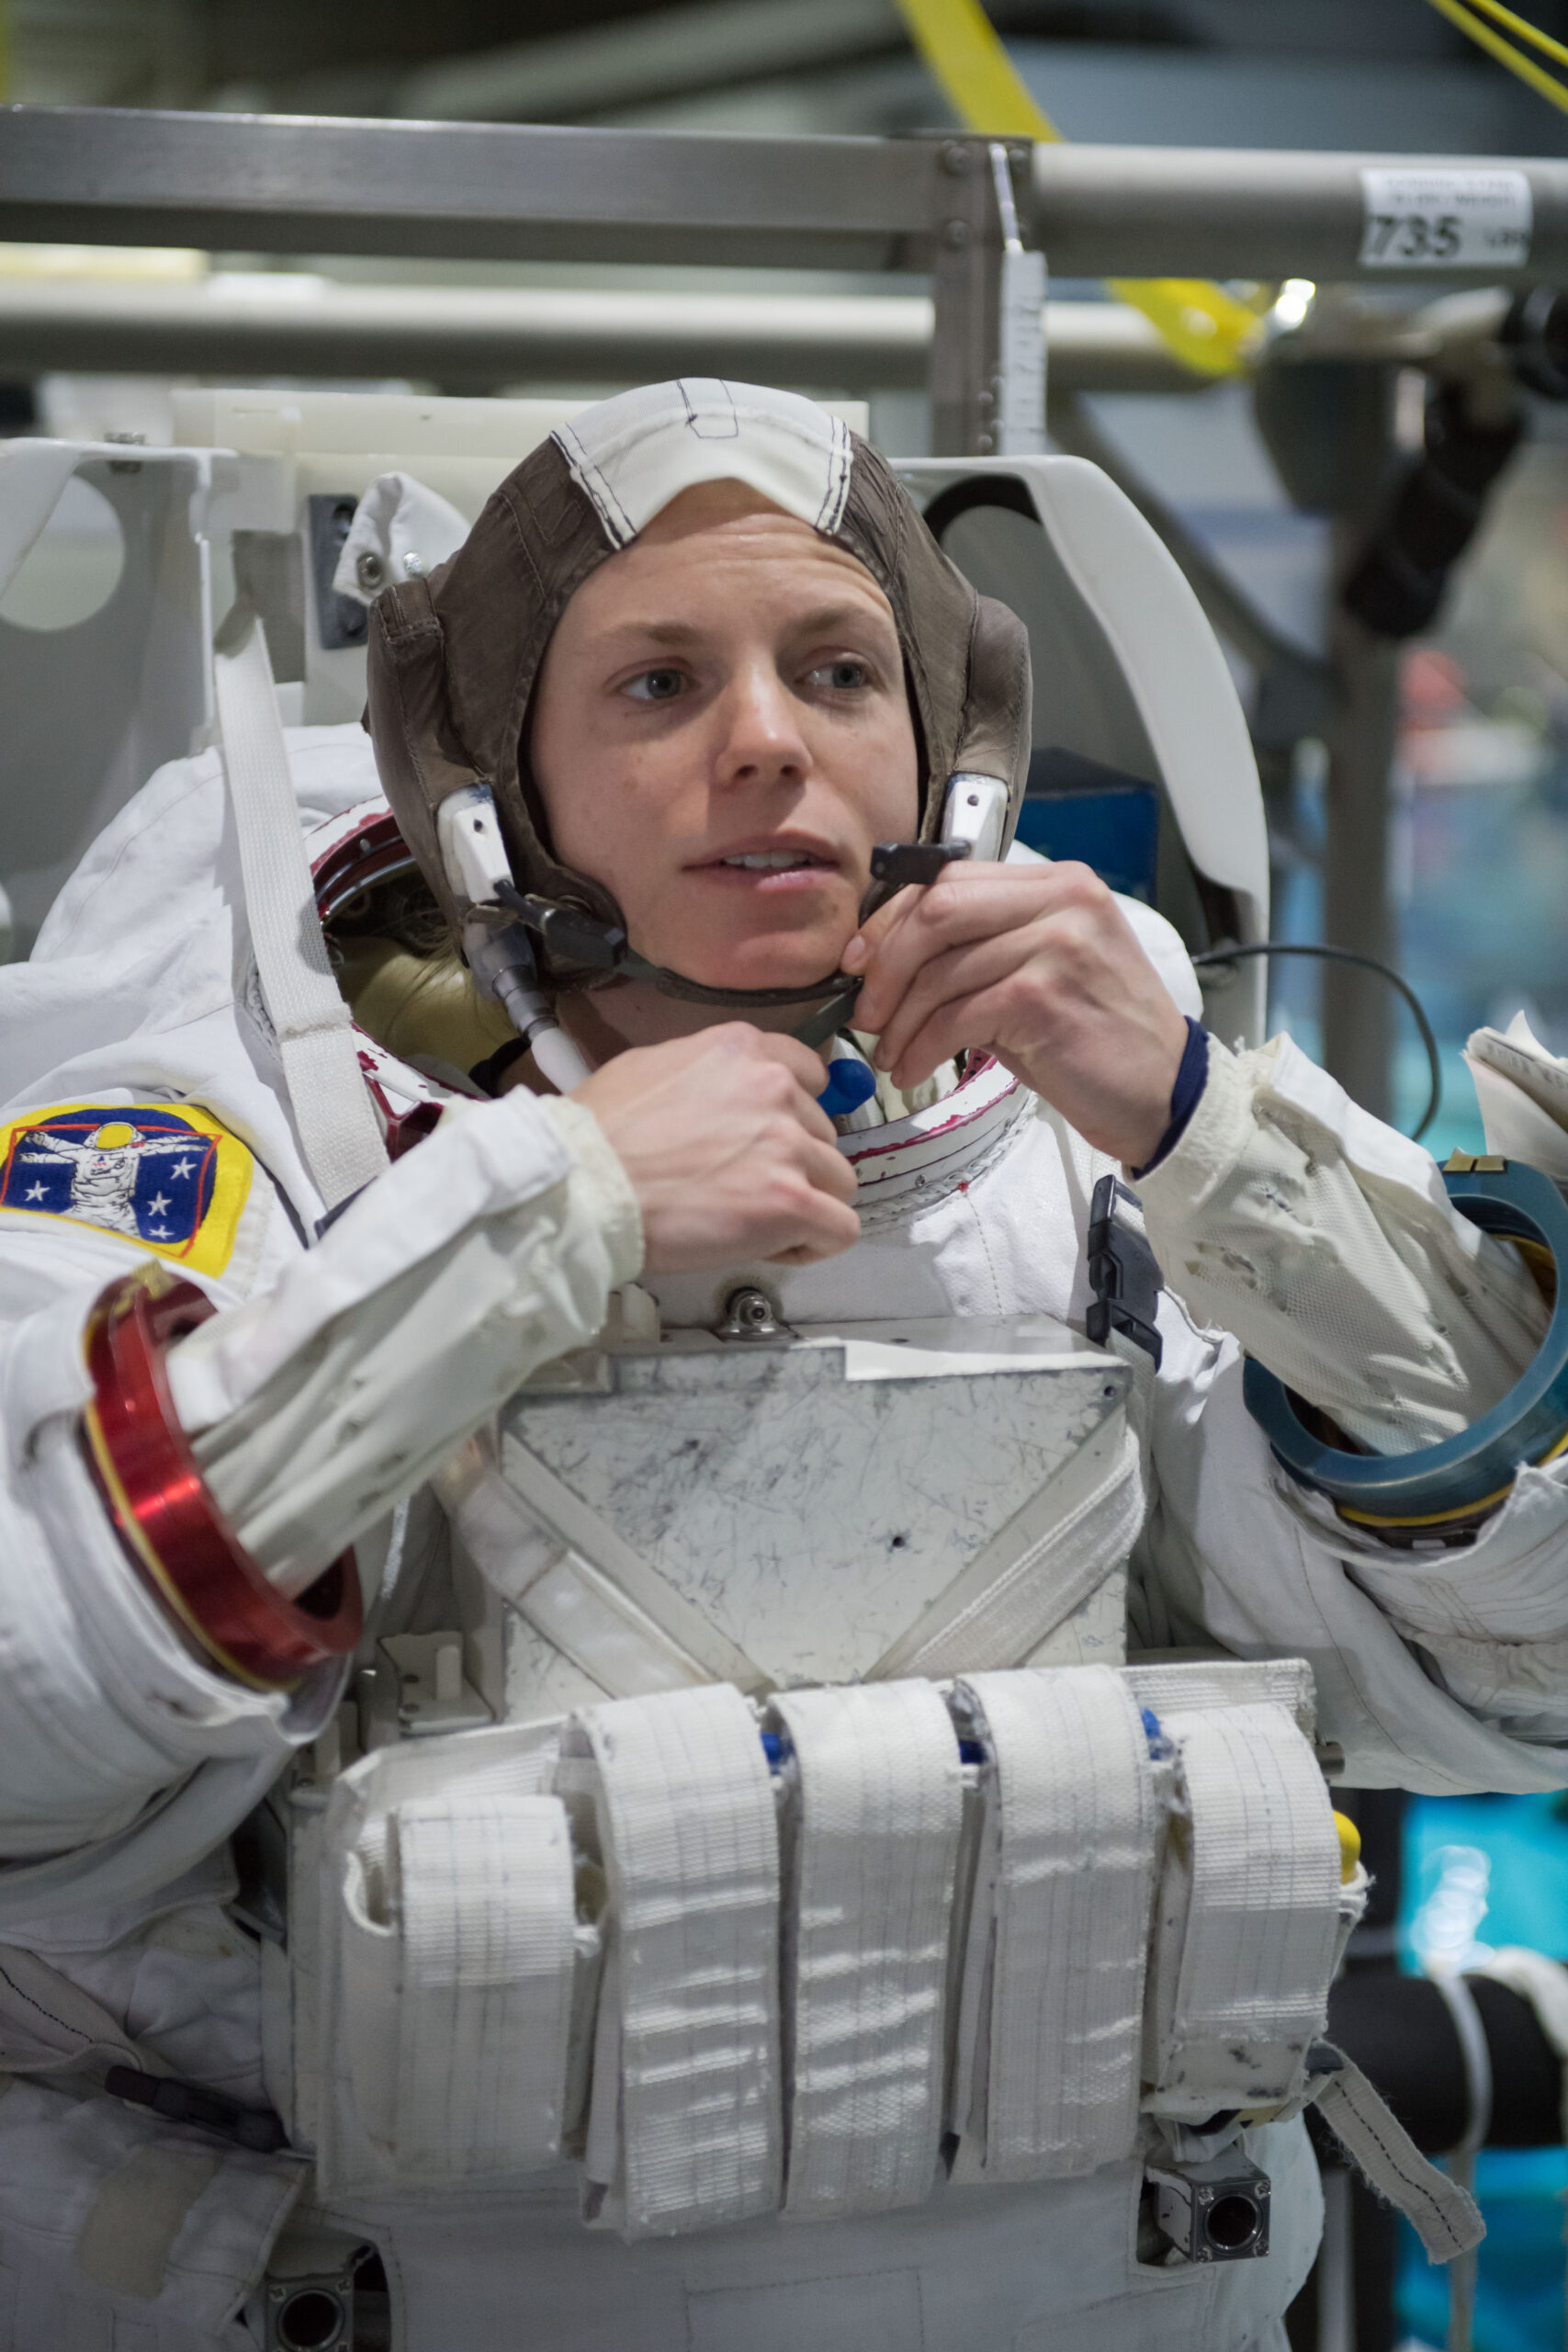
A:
[687,837,843,888]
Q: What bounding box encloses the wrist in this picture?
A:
[1131,1018,1211,1179]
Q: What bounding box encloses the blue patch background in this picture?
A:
[0,1106,217,1248]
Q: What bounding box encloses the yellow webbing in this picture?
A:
[1424,0,1568,122]
[893,0,1260,378]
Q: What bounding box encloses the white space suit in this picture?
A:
[0,383,1563,2352]
[0,725,1555,2351]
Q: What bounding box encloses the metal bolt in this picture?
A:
[940,141,973,175]
[716,1285,788,1341]
[975,432,995,453]
[355,550,385,591]
[942,218,971,250]
[401,550,424,577]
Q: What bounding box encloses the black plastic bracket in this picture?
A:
[1086,1172,1164,1370]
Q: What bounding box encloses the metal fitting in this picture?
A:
[1143,2152,1271,2265]
[716,1285,790,1341]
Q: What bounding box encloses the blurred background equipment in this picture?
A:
[6,6,1568,2345]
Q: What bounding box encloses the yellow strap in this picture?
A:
[1456,0,1568,72]
[893,0,1259,378]
[1424,0,1568,119]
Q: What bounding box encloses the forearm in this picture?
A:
[1139,1033,1548,1453]
[169,1092,642,1590]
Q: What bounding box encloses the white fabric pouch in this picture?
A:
[313,1719,591,2199]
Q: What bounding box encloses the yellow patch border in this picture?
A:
[0,1100,253,1278]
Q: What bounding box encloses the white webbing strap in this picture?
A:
[1145,1698,1341,2119]
[1123,1656,1316,1744]
[870,1419,1141,1682]
[1309,2044,1484,2265]
[771,1679,962,2220]
[503,1440,767,1695]
[212,605,388,1210]
[378,1795,578,2182]
[950,1665,1156,2180]
[574,1682,783,2237]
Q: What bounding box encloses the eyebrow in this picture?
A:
[594,602,895,650]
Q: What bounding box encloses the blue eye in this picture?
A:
[626,668,685,702]
[813,660,870,692]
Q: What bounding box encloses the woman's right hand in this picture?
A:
[572,1023,860,1271]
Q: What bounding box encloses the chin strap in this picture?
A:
[494,840,971,1052]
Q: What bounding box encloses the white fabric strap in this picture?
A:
[574,1682,783,2237]
[771,1679,962,2220]
[1310,2044,1485,2266]
[212,605,388,1209]
[503,1439,767,1694]
[389,1795,577,2181]
[871,1419,1141,1681]
[1123,1656,1317,1744]
[951,1664,1156,2180]
[1145,1698,1341,2120]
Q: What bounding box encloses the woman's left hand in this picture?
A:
[841,858,1190,1169]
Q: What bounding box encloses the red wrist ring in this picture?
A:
[81,1270,362,1690]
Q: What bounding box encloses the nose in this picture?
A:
[712,658,810,790]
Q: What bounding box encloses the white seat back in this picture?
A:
[897,456,1269,1046]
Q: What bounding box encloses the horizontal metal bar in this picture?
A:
[1032,144,1568,285]
[0,107,936,270]
[0,275,1201,394]
[12,110,1565,291]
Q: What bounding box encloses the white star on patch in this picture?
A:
[24,1183,45,1202]
[150,1227,172,1240]
[171,1159,194,1179]
[147,1192,171,1216]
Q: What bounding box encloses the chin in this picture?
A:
[660,925,850,993]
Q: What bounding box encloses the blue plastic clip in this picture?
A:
[818,1057,879,1120]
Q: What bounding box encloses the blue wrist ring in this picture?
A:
[1244,1156,1568,1532]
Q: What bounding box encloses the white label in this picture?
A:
[1359,167,1531,269]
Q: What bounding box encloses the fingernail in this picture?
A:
[841,934,866,971]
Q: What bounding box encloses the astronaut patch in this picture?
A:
[0,1102,253,1274]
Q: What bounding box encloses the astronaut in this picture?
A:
[0,379,1563,2352]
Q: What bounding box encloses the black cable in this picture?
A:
[1190,941,1442,1145]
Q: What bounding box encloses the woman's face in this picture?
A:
[530,481,920,1001]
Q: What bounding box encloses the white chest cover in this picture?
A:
[273,1062,1362,2352]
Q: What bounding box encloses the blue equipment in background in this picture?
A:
[1013,746,1161,905]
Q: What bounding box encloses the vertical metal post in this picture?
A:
[929,139,999,458]
[1323,590,1402,1121]
[1322,369,1401,1123]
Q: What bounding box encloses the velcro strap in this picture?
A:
[951,1664,1156,2179]
[1310,2044,1484,2264]
[1145,1699,1340,2118]
[771,1680,963,2219]
[340,1794,577,2185]
[576,1683,783,2236]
